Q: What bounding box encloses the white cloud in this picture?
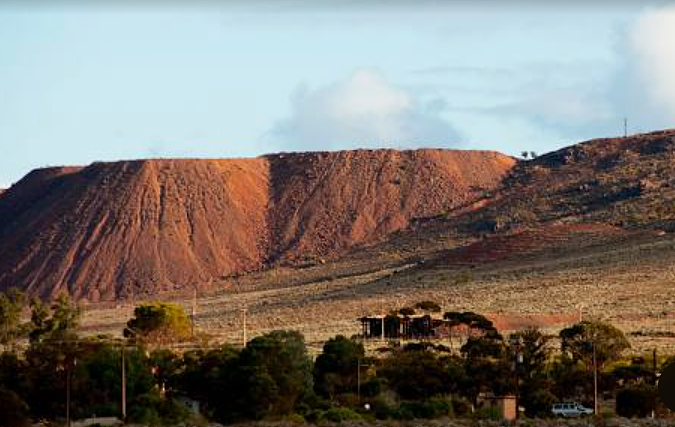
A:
[267,69,460,150]
[629,4,675,118]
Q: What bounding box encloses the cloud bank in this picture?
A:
[629,3,675,119]
[268,69,460,151]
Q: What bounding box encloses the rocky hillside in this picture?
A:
[443,130,675,234]
[0,150,514,300]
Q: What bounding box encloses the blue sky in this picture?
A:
[1,1,675,186]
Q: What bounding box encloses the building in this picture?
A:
[359,313,449,340]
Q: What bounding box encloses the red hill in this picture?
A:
[0,150,514,300]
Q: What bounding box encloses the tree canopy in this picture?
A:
[124,303,191,346]
[560,320,630,369]
[0,288,26,347]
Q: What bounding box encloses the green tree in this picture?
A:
[511,328,551,379]
[0,351,26,395]
[221,330,313,422]
[124,303,191,346]
[444,311,496,335]
[176,345,241,418]
[461,329,512,404]
[509,329,555,418]
[414,301,441,312]
[549,354,592,403]
[0,288,26,348]
[23,339,79,419]
[27,294,81,343]
[560,320,630,372]
[0,387,30,427]
[616,385,658,418]
[314,335,364,402]
[27,298,50,343]
[379,348,451,400]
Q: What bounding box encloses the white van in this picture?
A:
[551,402,594,417]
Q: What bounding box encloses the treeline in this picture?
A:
[0,291,671,426]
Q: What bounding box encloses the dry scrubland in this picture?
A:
[8,131,675,354]
[81,223,675,354]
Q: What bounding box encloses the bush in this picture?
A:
[473,405,501,420]
[394,399,452,420]
[128,392,190,426]
[368,396,395,420]
[282,413,306,424]
[616,385,657,418]
[415,301,442,312]
[450,397,472,417]
[521,387,556,418]
[321,407,364,423]
[0,388,30,427]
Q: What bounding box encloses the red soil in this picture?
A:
[488,313,580,331]
[0,150,514,300]
[442,223,625,266]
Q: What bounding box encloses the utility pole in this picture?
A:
[381,316,385,341]
[593,340,599,415]
[121,343,127,421]
[66,359,72,427]
[191,287,197,339]
[357,358,361,403]
[357,358,370,405]
[242,307,248,347]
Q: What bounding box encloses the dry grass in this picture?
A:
[79,225,675,355]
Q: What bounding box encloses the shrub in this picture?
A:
[473,405,501,420]
[321,407,364,422]
[394,399,452,420]
[368,396,395,420]
[124,303,191,345]
[415,301,442,312]
[0,388,30,427]
[616,385,657,418]
[283,413,306,424]
[128,392,190,426]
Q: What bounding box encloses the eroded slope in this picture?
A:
[0,150,515,300]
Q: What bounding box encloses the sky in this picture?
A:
[1,0,675,187]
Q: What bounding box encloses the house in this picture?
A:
[477,394,517,421]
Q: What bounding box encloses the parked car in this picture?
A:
[551,402,594,417]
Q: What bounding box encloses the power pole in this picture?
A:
[191,287,197,339]
[593,340,599,415]
[357,358,361,403]
[653,348,657,418]
[66,360,72,427]
[381,316,385,341]
[242,307,248,347]
[121,344,127,421]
